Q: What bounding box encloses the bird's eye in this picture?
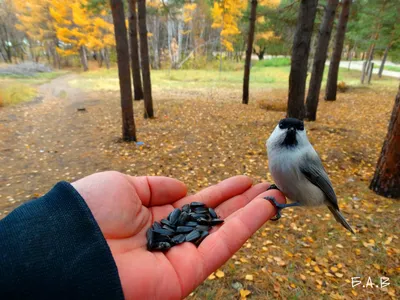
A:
[279,123,283,129]
[299,125,304,131]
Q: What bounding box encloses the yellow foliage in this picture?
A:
[183,3,197,23]
[211,0,247,52]
[48,0,115,56]
[259,0,280,7]
[14,0,57,52]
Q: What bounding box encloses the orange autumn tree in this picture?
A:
[49,0,114,71]
[14,0,60,67]
[211,0,247,54]
[253,0,281,60]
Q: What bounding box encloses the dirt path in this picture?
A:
[0,73,117,214]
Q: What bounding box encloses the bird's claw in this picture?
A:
[264,196,282,221]
[264,196,300,221]
[266,184,280,192]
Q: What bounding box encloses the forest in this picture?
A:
[0,0,399,299]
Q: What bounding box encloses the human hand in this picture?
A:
[72,171,285,300]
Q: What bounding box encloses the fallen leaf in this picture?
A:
[373,264,381,270]
[245,274,254,281]
[215,270,224,278]
[208,273,216,280]
[240,289,251,298]
[384,237,393,245]
[336,244,344,249]
[314,266,322,274]
[335,273,343,278]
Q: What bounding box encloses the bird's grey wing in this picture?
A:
[300,152,339,210]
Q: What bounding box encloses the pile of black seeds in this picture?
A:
[147,202,224,251]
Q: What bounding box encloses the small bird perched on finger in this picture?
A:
[265,118,355,234]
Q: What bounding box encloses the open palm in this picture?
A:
[72,171,285,300]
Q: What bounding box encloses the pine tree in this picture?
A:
[110,0,137,141]
[287,0,318,120]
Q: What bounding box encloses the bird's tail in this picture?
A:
[327,206,355,234]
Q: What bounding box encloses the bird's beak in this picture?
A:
[288,127,296,134]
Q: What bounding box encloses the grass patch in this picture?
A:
[68,64,398,96]
[254,57,291,67]
[0,71,66,83]
[0,71,66,106]
[69,66,289,91]
[384,65,400,72]
[0,82,37,106]
[373,64,400,72]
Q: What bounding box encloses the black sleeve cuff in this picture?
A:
[0,181,124,300]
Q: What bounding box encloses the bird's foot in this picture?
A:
[264,196,300,221]
[266,184,280,192]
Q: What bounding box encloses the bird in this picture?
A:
[265,117,355,234]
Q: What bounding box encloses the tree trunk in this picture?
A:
[79,46,89,72]
[178,20,183,61]
[348,41,356,70]
[104,48,110,69]
[325,0,352,101]
[138,0,154,118]
[242,0,258,105]
[110,0,137,141]
[257,49,265,60]
[151,15,160,69]
[97,51,104,68]
[287,0,318,120]
[370,84,400,198]
[305,0,339,121]
[361,60,367,84]
[128,0,144,100]
[378,43,390,78]
[367,62,374,84]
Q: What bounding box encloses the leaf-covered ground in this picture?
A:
[0,71,399,299]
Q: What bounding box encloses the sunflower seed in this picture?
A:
[178,211,190,225]
[152,228,175,236]
[152,222,162,230]
[162,225,176,233]
[176,226,194,233]
[195,231,209,246]
[196,225,210,231]
[209,219,224,225]
[182,204,190,213]
[161,219,174,227]
[147,201,224,252]
[190,213,207,220]
[208,208,218,219]
[190,202,205,207]
[146,228,154,250]
[154,235,171,243]
[171,234,186,245]
[185,230,201,242]
[194,207,208,214]
[197,217,211,225]
[168,208,181,225]
[184,221,198,227]
[152,242,172,251]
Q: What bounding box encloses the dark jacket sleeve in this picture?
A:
[0,181,124,300]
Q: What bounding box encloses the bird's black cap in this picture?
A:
[279,118,304,131]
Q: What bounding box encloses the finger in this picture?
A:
[127,176,187,207]
[166,189,286,297]
[172,175,252,209]
[197,190,286,277]
[215,182,270,219]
